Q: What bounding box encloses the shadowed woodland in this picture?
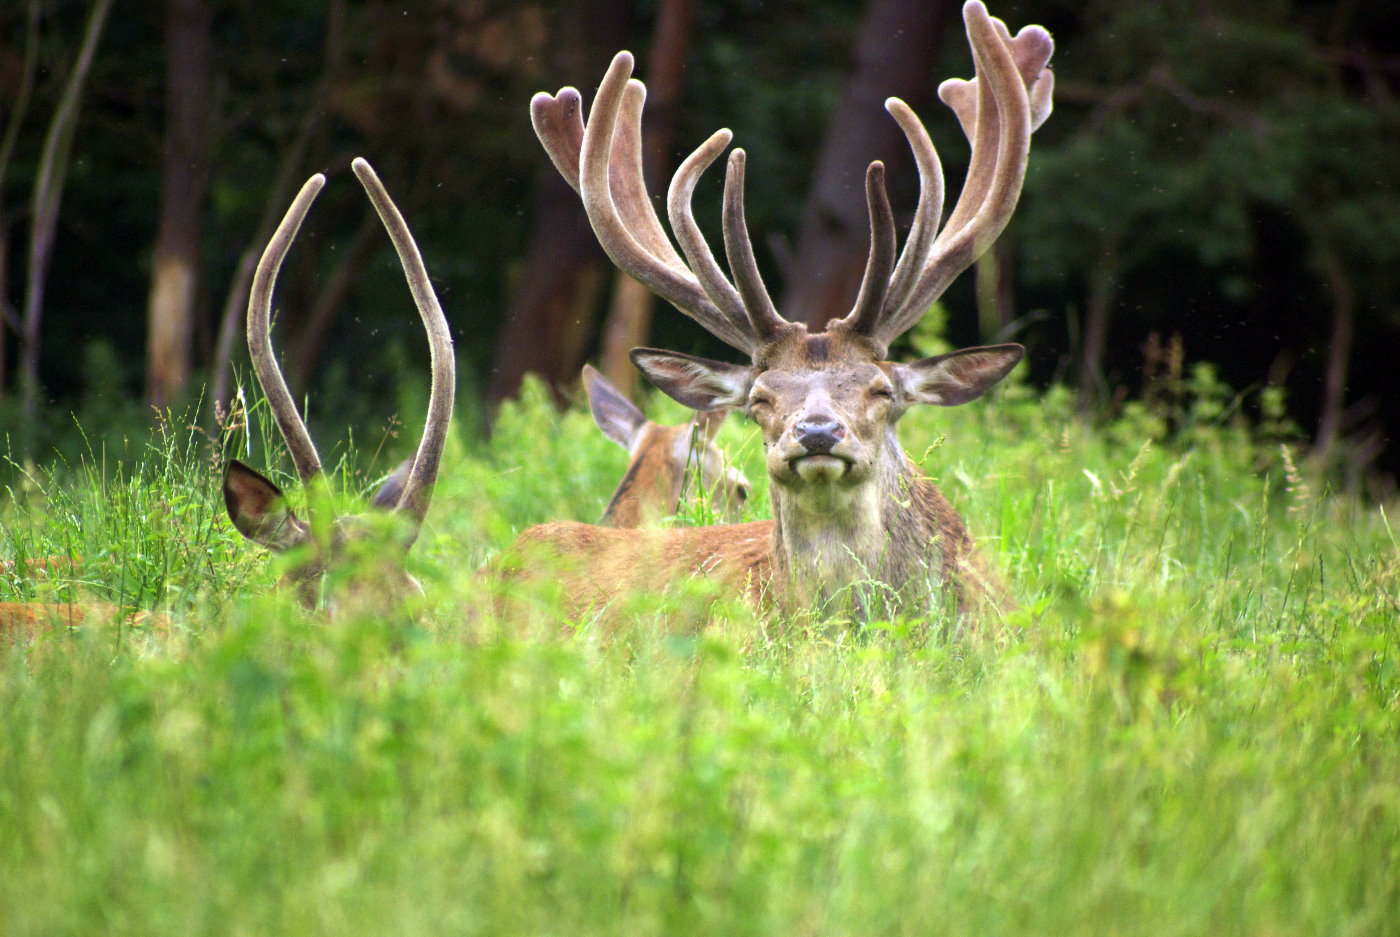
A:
[0,0,1397,484]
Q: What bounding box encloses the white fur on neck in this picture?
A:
[773,429,921,613]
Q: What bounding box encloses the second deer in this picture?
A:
[582,363,750,527]
[223,158,454,611]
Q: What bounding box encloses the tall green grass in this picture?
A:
[1,373,1396,936]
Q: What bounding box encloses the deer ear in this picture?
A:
[224,460,310,552]
[369,458,413,510]
[895,343,1024,406]
[630,348,752,411]
[582,364,647,450]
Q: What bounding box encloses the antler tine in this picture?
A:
[879,98,945,318]
[937,16,1053,237]
[248,173,327,483]
[936,11,1007,255]
[610,79,691,273]
[1028,68,1054,131]
[530,88,584,189]
[667,129,757,351]
[531,81,693,275]
[350,158,455,532]
[574,51,756,354]
[1000,17,1055,131]
[842,161,898,337]
[721,149,786,342]
[874,0,1044,345]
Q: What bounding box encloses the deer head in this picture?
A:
[582,364,749,526]
[224,158,455,607]
[531,1,1053,613]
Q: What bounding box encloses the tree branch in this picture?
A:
[18,0,114,418]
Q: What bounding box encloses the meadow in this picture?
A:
[1,367,1396,936]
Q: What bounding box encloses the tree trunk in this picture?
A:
[487,0,631,411]
[1314,251,1354,459]
[599,277,654,397]
[596,0,695,397]
[1077,246,1119,414]
[286,213,381,395]
[145,0,213,410]
[207,0,346,422]
[975,236,1016,343]
[0,221,12,394]
[0,1,41,397]
[488,174,608,407]
[783,0,948,330]
[18,0,113,417]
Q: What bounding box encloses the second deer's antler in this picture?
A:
[243,158,454,542]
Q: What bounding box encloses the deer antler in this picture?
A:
[247,173,327,484]
[531,0,1053,358]
[841,1,1054,345]
[351,158,455,531]
[843,161,898,335]
[532,54,768,355]
[721,149,788,342]
[245,161,454,536]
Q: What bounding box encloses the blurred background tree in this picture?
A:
[1017,0,1400,462]
[0,0,1396,479]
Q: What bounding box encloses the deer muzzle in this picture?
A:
[794,418,845,455]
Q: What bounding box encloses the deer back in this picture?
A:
[0,602,172,648]
[494,519,775,627]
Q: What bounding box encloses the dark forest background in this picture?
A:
[1,0,1397,487]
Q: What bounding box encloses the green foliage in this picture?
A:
[2,376,1398,934]
[1022,0,1400,303]
[0,409,255,617]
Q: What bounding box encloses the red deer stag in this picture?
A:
[223,158,454,608]
[526,1,1052,621]
[582,364,750,526]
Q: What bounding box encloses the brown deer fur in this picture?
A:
[0,558,174,648]
[501,519,774,617]
[583,363,748,527]
[1,602,171,647]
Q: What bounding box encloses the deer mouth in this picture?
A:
[789,453,853,481]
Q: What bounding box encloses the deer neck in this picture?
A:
[601,425,683,527]
[770,429,956,617]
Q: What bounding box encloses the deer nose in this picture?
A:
[795,418,844,454]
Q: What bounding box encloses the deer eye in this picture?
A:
[870,386,895,400]
[748,394,773,410]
